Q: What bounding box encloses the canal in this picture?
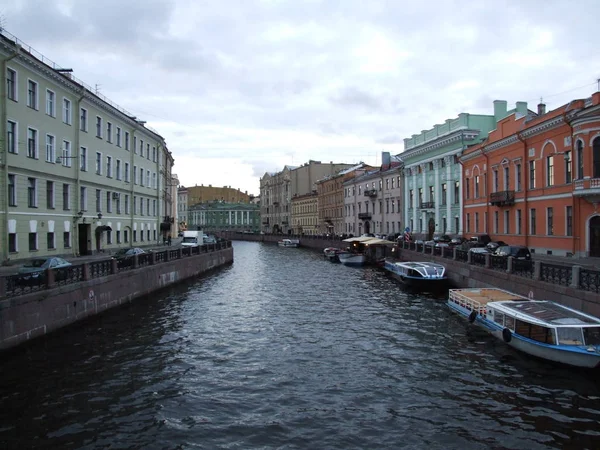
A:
[1,241,599,449]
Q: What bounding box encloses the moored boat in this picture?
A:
[323,247,343,262]
[383,260,447,291]
[278,239,300,248]
[448,288,600,368]
[337,251,366,266]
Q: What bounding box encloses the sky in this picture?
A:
[3,0,600,196]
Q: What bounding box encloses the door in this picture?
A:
[428,217,435,241]
[590,216,600,257]
[78,224,91,256]
[364,221,370,234]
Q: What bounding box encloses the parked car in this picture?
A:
[448,237,466,247]
[112,247,148,267]
[436,235,452,243]
[495,245,532,260]
[469,247,491,254]
[487,241,508,252]
[18,257,73,284]
[469,234,492,247]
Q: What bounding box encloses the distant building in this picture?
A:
[188,201,261,233]
[291,191,318,235]
[176,186,188,231]
[187,185,252,205]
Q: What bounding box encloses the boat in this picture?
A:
[323,247,343,262]
[278,239,300,248]
[383,260,447,290]
[448,288,600,368]
[337,251,366,266]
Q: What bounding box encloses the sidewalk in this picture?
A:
[0,238,183,276]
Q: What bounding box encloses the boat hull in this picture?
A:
[383,260,447,291]
[447,300,600,369]
[338,253,366,266]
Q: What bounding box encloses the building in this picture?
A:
[401,104,512,239]
[316,163,375,236]
[343,153,403,237]
[187,201,260,233]
[186,184,252,205]
[461,93,600,257]
[291,191,318,235]
[260,161,354,234]
[1,29,172,263]
[177,186,188,232]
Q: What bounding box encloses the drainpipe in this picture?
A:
[516,130,528,249]
[1,45,21,264]
[482,145,490,234]
[72,90,85,256]
[561,102,577,256]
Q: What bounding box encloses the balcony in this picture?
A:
[420,201,435,209]
[358,212,372,220]
[573,178,600,203]
[262,220,269,225]
[364,189,377,197]
[489,190,515,206]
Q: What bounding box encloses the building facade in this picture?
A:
[343,153,403,237]
[186,185,252,205]
[401,103,513,239]
[177,186,188,232]
[291,191,318,235]
[187,201,260,233]
[1,29,172,263]
[461,93,600,257]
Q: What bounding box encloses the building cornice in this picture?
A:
[401,129,479,160]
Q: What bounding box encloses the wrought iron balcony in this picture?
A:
[420,201,435,209]
[358,212,372,220]
[573,178,600,203]
[489,190,515,206]
[364,189,377,197]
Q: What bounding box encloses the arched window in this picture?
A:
[577,140,584,180]
[594,138,600,179]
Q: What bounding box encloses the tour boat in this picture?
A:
[278,239,300,248]
[323,247,343,262]
[448,288,600,368]
[382,260,447,291]
[337,251,366,266]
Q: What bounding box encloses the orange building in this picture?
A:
[461,92,600,257]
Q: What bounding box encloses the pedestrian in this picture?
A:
[167,234,172,246]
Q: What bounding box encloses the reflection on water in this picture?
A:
[1,241,599,449]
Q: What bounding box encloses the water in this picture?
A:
[1,241,600,450]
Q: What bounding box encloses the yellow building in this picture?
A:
[186,185,252,206]
[291,192,318,235]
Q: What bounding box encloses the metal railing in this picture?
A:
[580,269,600,293]
[540,262,572,286]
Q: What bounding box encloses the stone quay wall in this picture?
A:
[0,246,233,352]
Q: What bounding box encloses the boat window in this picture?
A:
[515,320,556,344]
[504,315,515,330]
[583,327,600,345]
[493,311,504,326]
[556,327,584,346]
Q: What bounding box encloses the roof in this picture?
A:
[496,301,600,326]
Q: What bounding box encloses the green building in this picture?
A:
[188,201,261,233]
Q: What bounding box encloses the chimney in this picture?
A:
[493,100,508,121]
[515,101,528,117]
[537,100,546,115]
[382,151,391,167]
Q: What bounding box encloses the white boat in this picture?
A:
[278,239,299,248]
[323,247,343,262]
[448,288,600,368]
[337,251,366,266]
[383,260,447,291]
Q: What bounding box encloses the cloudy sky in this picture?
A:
[3,0,600,195]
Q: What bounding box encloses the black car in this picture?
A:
[112,247,148,267]
[449,237,466,247]
[487,241,508,252]
[469,234,492,248]
[495,245,531,260]
[436,235,452,243]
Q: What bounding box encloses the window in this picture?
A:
[63,98,72,124]
[547,155,554,186]
[409,189,413,208]
[8,174,16,206]
[517,209,522,235]
[46,89,55,116]
[146,143,150,159]
[465,178,470,199]
[80,186,87,211]
[455,216,459,233]
[565,151,572,184]
[442,217,447,233]
[454,181,459,204]
[106,156,112,178]
[96,152,102,175]
[152,172,156,189]
[133,196,137,214]
[125,131,130,151]
[63,184,70,211]
[140,168,144,186]
[576,140,584,180]
[45,134,55,163]
[62,141,72,167]
[125,162,130,182]
[147,199,150,215]
[504,210,509,234]
[46,181,55,209]
[80,108,88,131]
[27,79,38,109]
[493,170,498,192]
[9,233,17,253]
[133,136,137,154]
[107,229,112,245]
[107,122,112,143]
[140,197,144,215]
[566,206,573,236]
[29,233,37,251]
[531,208,537,235]
[547,207,554,235]
[116,193,121,214]
[106,191,112,213]
[27,128,38,158]
[47,232,55,249]
[116,230,121,244]
[475,212,479,232]
[96,116,103,138]
[6,67,17,101]
[152,146,156,162]
[64,232,71,248]
[134,165,138,184]
[125,194,129,214]
[595,138,600,178]
[516,164,522,191]
[28,178,37,207]
[124,229,129,243]
[116,127,122,147]
[466,213,470,233]
[80,147,87,171]
[7,120,17,154]
[494,211,498,234]
[503,166,509,190]
[133,230,137,242]
[418,188,423,206]
[529,161,536,189]
[116,159,122,180]
[96,189,102,213]
[139,139,143,155]
[146,170,151,187]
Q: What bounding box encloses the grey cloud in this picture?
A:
[376,134,403,145]
[330,87,382,111]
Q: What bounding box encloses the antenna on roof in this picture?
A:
[95,84,101,94]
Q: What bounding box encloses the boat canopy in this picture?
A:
[363,238,393,245]
[343,236,373,243]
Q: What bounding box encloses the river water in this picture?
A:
[1,241,599,449]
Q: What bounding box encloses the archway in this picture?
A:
[364,221,371,234]
[590,216,600,257]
